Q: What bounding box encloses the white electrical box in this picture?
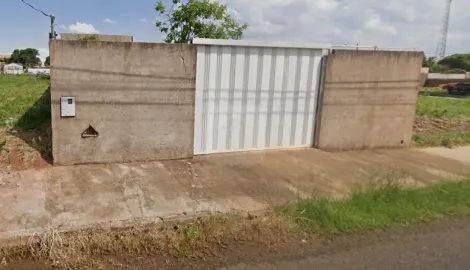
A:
[61,97,76,117]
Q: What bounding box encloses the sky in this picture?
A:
[1,0,469,64]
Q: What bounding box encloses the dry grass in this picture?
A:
[0,213,298,269]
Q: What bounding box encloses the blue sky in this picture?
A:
[1,0,161,61]
[2,0,469,64]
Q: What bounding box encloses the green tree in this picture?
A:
[6,48,42,67]
[44,56,50,67]
[423,55,437,68]
[155,0,248,43]
[438,54,470,71]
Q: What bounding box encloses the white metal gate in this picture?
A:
[193,39,329,155]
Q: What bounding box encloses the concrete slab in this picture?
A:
[419,146,470,164]
[1,148,469,240]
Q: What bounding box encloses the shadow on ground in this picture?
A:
[419,90,470,99]
[13,86,53,164]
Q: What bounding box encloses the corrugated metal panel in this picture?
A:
[194,44,325,155]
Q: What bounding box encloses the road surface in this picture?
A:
[222,218,470,270]
[4,218,470,269]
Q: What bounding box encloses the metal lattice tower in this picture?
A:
[436,0,453,59]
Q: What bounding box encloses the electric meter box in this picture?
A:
[61,97,76,117]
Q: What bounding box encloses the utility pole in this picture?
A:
[50,15,57,39]
[19,0,56,39]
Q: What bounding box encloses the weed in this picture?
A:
[0,75,52,164]
[79,35,99,41]
[280,179,470,235]
[0,75,50,127]
[0,214,295,269]
[419,87,449,97]
[183,224,198,241]
[412,131,470,148]
[416,96,470,119]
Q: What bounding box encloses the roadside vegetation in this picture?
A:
[2,177,470,269]
[0,74,52,169]
[417,88,470,118]
[423,54,470,74]
[0,75,50,126]
[413,87,470,147]
[281,179,470,234]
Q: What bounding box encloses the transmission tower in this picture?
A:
[436,0,453,59]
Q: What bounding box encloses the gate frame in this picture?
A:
[192,38,331,155]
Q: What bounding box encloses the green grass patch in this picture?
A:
[419,87,449,97]
[280,180,470,234]
[413,131,470,147]
[0,75,50,129]
[416,95,470,118]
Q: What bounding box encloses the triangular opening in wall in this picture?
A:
[81,125,99,138]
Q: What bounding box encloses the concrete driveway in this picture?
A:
[420,145,470,164]
[1,147,469,240]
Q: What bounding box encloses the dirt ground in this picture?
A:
[0,127,51,171]
[413,116,470,134]
[114,217,470,270]
[4,217,470,270]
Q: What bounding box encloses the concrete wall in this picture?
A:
[50,40,196,165]
[427,73,466,80]
[420,67,429,87]
[316,50,424,151]
[60,33,133,42]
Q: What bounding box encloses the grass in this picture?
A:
[416,95,470,119]
[0,75,52,165]
[0,75,51,129]
[0,214,295,269]
[414,87,470,147]
[2,178,470,269]
[413,131,470,148]
[419,87,449,96]
[280,179,470,235]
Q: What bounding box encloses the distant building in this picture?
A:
[0,54,9,74]
[27,67,50,75]
[4,63,24,74]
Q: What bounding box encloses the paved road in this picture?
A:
[222,218,470,270]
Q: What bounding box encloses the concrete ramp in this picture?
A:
[419,146,470,164]
[1,148,469,240]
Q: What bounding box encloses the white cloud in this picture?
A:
[103,18,117,24]
[221,0,470,55]
[139,18,148,23]
[363,14,397,35]
[67,22,99,34]
[38,48,49,66]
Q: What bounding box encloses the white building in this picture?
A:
[4,63,24,74]
[27,68,50,75]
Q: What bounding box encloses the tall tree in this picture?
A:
[423,55,437,68]
[44,56,50,67]
[6,48,42,67]
[156,0,248,43]
[438,54,470,71]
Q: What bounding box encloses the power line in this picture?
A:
[20,0,50,17]
[19,0,57,39]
